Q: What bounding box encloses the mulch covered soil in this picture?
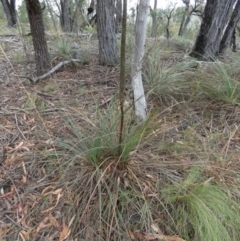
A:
[0,55,122,240]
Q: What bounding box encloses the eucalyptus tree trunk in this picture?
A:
[97,0,118,65]
[115,0,122,33]
[25,0,50,76]
[71,0,84,32]
[131,0,149,122]
[218,0,240,55]
[150,0,157,37]
[190,0,235,60]
[164,4,176,40]
[44,0,57,31]
[181,15,191,35]
[178,0,190,36]
[179,0,204,36]
[1,0,16,27]
[60,0,71,32]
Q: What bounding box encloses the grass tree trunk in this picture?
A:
[25,0,50,76]
[190,0,235,60]
[1,0,16,27]
[118,0,126,147]
[97,0,118,65]
[131,0,149,122]
[218,0,240,55]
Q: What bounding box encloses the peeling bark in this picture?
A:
[131,0,149,122]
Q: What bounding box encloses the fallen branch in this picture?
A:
[19,59,82,83]
[128,230,186,241]
[0,34,18,37]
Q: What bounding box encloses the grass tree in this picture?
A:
[118,0,127,147]
[131,0,150,122]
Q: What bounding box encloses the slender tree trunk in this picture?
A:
[190,0,235,60]
[118,0,127,147]
[131,0,149,122]
[166,16,171,40]
[218,0,240,55]
[45,0,57,31]
[70,0,83,32]
[1,0,16,27]
[97,0,118,65]
[181,15,191,35]
[231,28,237,52]
[25,0,50,76]
[60,0,71,32]
[164,5,176,40]
[178,14,187,36]
[151,0,157,37]
[52,0,61,17]
[178,0,189,36]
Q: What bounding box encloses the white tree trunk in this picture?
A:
[131,0,149,122]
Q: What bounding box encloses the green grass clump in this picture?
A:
[47,103,160,240]
[55,38,72,59]
[143,44,240,106]
[162,168,240,241]
[167,37,194,52]
[143,48,198,102]
[54,37,90,64]
[199,62,240,105]
[58,102,152,166]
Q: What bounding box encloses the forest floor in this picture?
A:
[1,33,240,241]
